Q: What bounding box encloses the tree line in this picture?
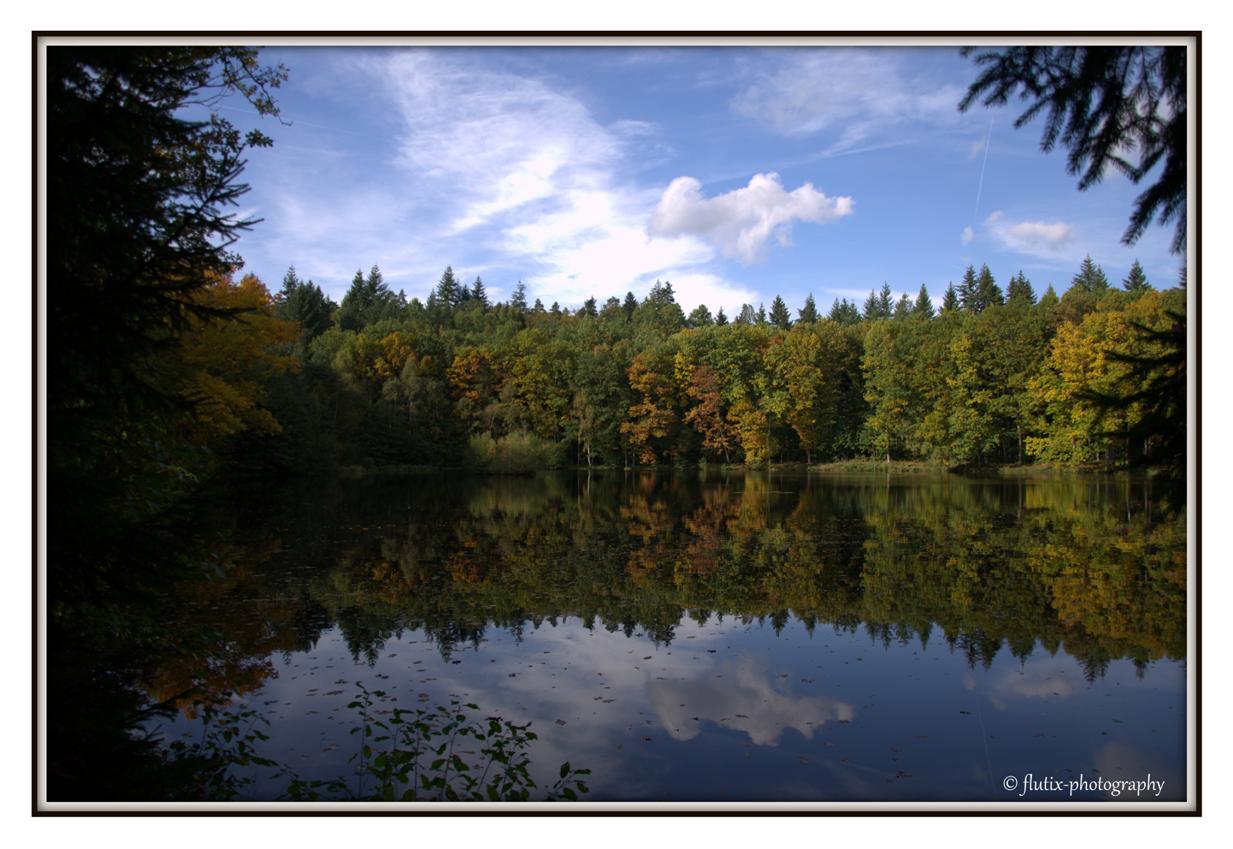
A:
[184,254,1183,478]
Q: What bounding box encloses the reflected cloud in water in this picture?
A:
[649,655,854,745]
[987,657,1078,709]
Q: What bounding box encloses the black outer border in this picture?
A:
[30,30,1203,817]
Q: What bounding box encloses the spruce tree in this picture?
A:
[1123,260,1151,293]
[913,284,934,318]
[798,294,819,323]
[622,291,638,320]
[510,281,528,312]
[878,282,894,317]
[893,294,913,319]
[756,303,767,324]
[769,295,792,329]
[861,291,879,321]
[338,268,368,331]
[581,296,598,317]
[471,276,488,306]
[1039,284,1060,309]
[975,263,1004,311]
[436,266,461,307]
[830,298,860,325]
[1072,255,1110,293]
[1007,271,1036,305]
[715,307,728,326]
[941,283,960,313]
[279,266,301,300]
[958,265,978,312]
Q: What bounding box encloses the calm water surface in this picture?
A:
[140,470,1187,802]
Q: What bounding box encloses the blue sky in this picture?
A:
[217,45,1182,314]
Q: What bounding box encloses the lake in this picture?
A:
[78,469,1186,803]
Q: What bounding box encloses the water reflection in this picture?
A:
[49,469,1187,802]
[650,656,854,745]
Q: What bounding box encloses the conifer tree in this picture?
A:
[279,266,301,300]
[756,303,767,324]
[581,296,598,317]
[715,307,728,326]
[913,284,934,318]
[622,292,638,320]
[338,268,369,331]
[510,280,528,312]
[941,283,960,313]
[1007,271,1036,305]
[958,265,979,312]
[1123,260,1152,293]
[798,294,819,323]
[470,276,488,306]
[769,295,792,329]
[862,290,880,321]
[893,294,913,319]
[1072,255,1111,293]
[830,298,860,325]
[878,283,894,317]
[974,264,1004,311]
[960,46,1187,253]
[436,266,462,307]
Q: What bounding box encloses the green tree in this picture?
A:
[470,276,488,307]
[1123,260,1152,294]
[435,266,462,308]
[798,294,819,324]
[941,283,960,314]
[974,264,1004,311]
[829,298,861,326]
[1007,271,1036,305]
[913,284,934,318]
[769,295,792,329]
[510,281,528,312]
[957,266,979,312]
[688,304,714,327]
[49,46,286,431]
[1072,255,1111,293]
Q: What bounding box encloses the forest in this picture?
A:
[46,46,1188,537]
[157,255,1184,483]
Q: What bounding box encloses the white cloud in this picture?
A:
[648,656,854,746]
[961,225,975,244]
[985,210,1075,256]
[647,173,853,264]
[730,49,965,151]
[659,272,757,315]
[378,51,620,233]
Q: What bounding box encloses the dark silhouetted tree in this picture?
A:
[960,46,1187,253]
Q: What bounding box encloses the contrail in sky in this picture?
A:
[971,119,994,224]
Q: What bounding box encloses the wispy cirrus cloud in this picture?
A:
[730,49,966,152]
[648,173,853,264]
